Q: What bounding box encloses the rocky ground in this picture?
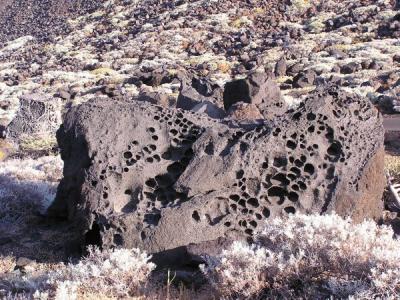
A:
[0,0,399,298]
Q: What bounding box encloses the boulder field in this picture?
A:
[49,82,385,266]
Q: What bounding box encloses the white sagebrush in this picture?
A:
[2,247,155,299]
[0,155,63,216]
[46,246,156,298]
[201,213,400,299]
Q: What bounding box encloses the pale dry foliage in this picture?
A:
[2,247,155,299]
[2,214,400,299]
[202,213,400,299]
[0,155,63,218]
[386,154,400,181]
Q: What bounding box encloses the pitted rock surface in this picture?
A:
[49,85,385,265]
[7,93,62,142]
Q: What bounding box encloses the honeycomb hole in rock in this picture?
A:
[249,220,257,228]
[271,173,290,186]
[284,206,296,214]
[288,191,299,202]
[294,159,303,167]
[290,167,301,176]
[123,151,133,159]
[304,163,315,175]
[262,207,270,218]
[307,112,316,121]
[113,234,123,246]
[247,198,259,208]
[272,156,286,168]
[268,186,287,205]
[192,210,200,222]
[327,141,342,157]
[145,178,157,188]
[245,228,253,235]
[292,112,302,121]
[298,181,307,190]
[85,223,102,248]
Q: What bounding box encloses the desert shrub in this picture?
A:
[201,213,400,299]
[47,246,156,299]
[386,154,400,181]
[0,156,63,220]
[2,247,155,299]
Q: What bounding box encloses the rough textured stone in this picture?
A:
[176,75,224,118]
[223,71,286,120]
[6,93,62,142]
[292,70,317,88]
[227,102,263,121]
[49,85,385,266]
[274,57,287,77]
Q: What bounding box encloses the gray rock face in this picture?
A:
[49,85,385,266]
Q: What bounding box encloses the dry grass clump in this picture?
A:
[19,135,57,154]
[202,213,400,299]
[0,155,62,218]
[0,256,16,274]
[386,154,400,181]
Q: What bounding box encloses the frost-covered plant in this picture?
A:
[202,213,400,299]
[46,246,156,298]
[0,155,63,218]
[1,247,155,299]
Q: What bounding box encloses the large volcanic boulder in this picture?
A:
[49,85,385,266]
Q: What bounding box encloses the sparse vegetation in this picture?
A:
[2,214,400,299]
[202,213,400,299]
[19,135,57,154]
[386,154,400,181]
[1,247,155,299]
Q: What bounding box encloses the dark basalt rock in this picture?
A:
[275,57,287,77]
[223,71,286,120]
[49,85,385,266]
[292,70,317,88]
[7,93,62,142]
[176,74,225,118]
